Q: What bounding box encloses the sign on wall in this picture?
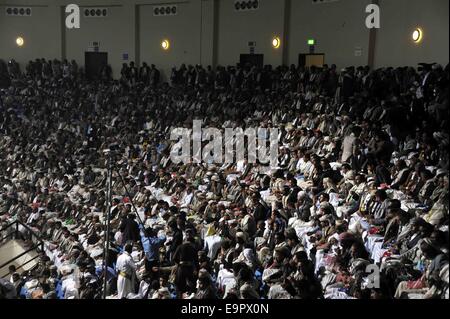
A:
[88,41,100,52]
[248,41,256,54]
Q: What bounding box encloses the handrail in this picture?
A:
[0,220,45,274]
[0,233,14,243]
[17,253,40,269]
[0,221,20,243]
[0,219,43,242]
[0,244,41,270]
[15,219,44,242]
[0,220,18,232]
[1,254,40,279]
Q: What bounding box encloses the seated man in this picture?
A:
[395,238,449,299]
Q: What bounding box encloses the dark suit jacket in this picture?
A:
[119,217,140,243]
[375,164,392,186]
[169,229,183,256]
[139,66,150,82]
[350,153,368,173]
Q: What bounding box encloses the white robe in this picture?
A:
[116,251,136,299]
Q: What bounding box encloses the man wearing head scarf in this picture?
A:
[194,269,217,299]
[394,238,448,299]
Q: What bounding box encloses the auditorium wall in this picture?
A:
[374,0,449,68]
[0,2,61,65]
[0,0,448,80]
[138,0,207,82]
[288,0,372,69]
[65,3,135,78]
[215,0,285,67]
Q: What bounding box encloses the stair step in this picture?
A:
[0,239,40,278]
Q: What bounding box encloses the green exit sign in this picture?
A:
[308,39,315,45]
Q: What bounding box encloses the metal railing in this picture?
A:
[0,219,44,278]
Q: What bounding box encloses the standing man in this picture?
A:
[139,62,150,84]
[116,244,136,299]
[129,62,138,84]
[341,126,362,164]
[167,220,183,262]
[119,213,140,244]
[173,228,198,298]
[140,226,166,276]
[150,64,160,87]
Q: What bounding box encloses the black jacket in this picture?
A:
[169,229,183,256]
[119,217,140,243]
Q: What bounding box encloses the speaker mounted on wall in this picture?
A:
[5,7,32,16]
[153,5,178,16]
[83,7,108,18]
[311,0,339,4]
[235,0,259,12]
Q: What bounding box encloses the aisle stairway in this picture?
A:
[0,221,44,279]
[0,239,40,278]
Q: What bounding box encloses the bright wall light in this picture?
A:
[272,37,281,49]
[16,36,24,47]
[412,28,423,43]
[161,39,170,50]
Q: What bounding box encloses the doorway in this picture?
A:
[299,53,325,68]
[85,52,108,80]
[240,54,264,68]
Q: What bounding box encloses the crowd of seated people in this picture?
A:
[0,58,448,299]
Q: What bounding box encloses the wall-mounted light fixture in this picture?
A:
[272,37,281,49]
[16,36,24,47]
[161,39,170,50]
[412,28,423,43]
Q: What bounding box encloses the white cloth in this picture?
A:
[116,251,136,299]
[180,192,193,208]
[204,235,222,260]
[217,268,236,298]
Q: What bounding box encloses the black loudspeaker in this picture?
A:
[153,5,177,16]
[235,0,259,11]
